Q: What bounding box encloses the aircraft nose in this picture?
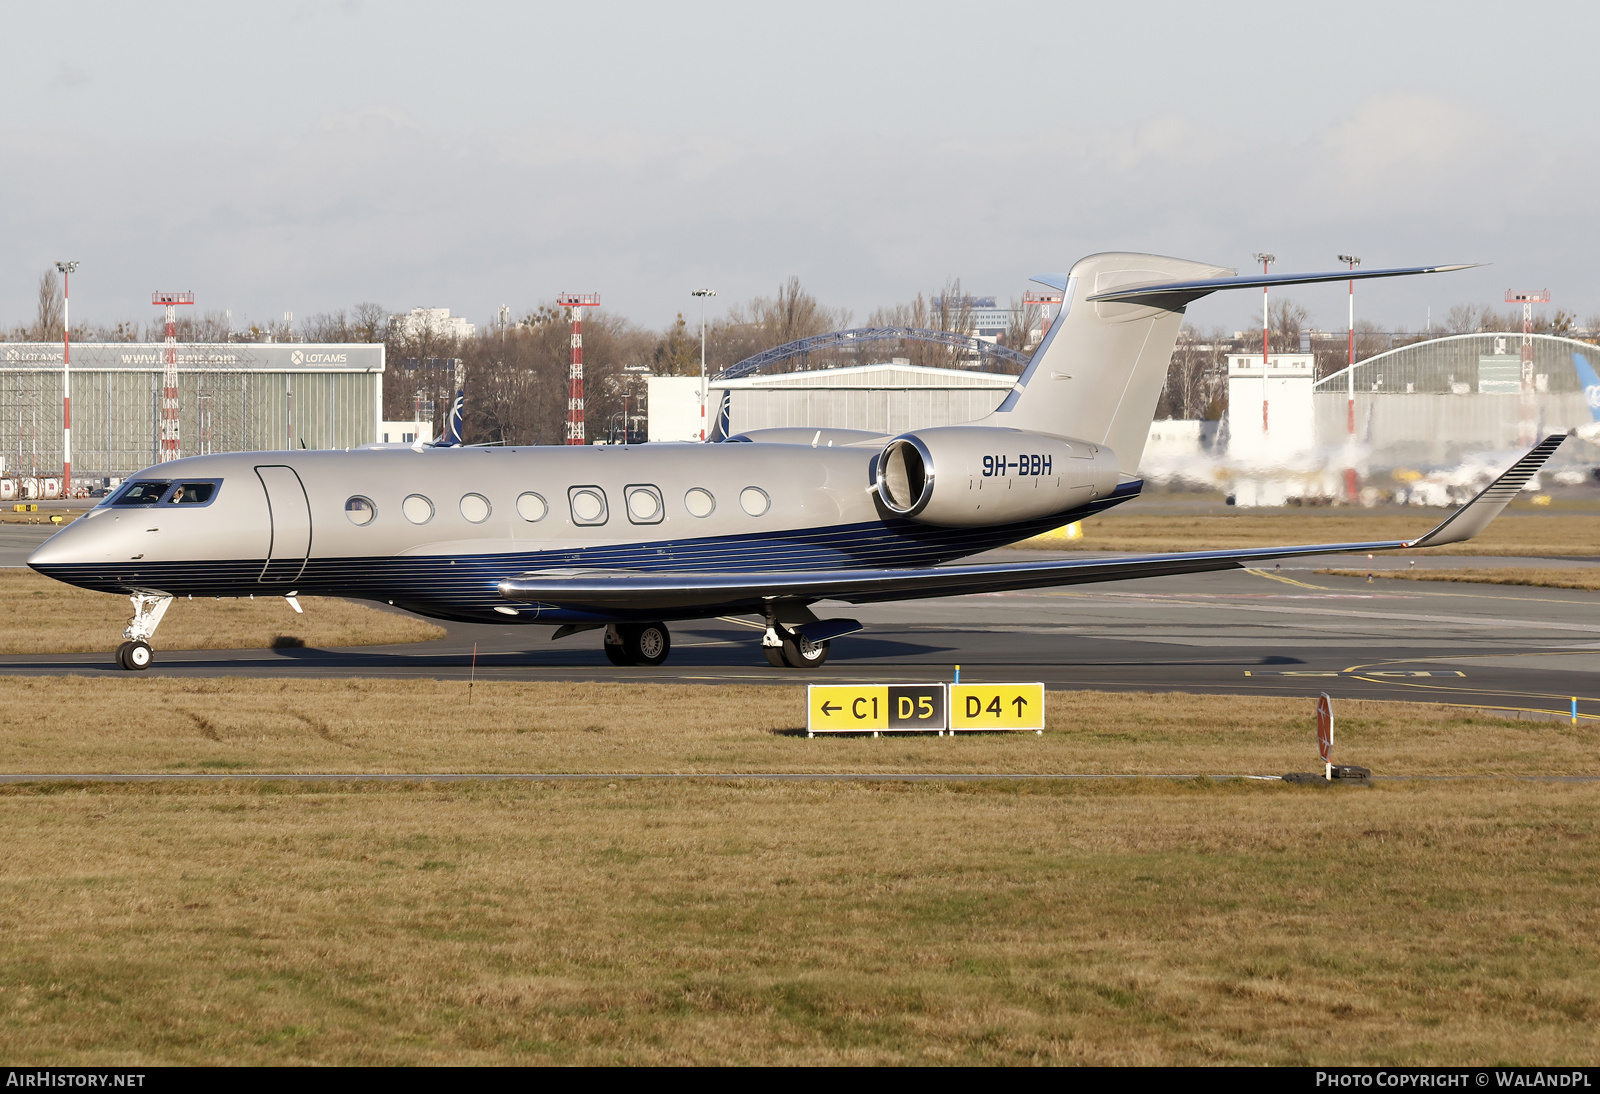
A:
[27,515,109,569]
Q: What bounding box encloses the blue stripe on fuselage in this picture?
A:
[31,482,1141,623]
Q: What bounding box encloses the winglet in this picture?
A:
[1406,434,1566,549]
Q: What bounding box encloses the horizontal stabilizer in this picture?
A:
[1085,262,1479,310]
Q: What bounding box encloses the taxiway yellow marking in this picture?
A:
[1244,568,1330,591]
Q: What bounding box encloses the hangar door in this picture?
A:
[256,465,312,584]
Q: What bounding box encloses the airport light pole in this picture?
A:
[692,289,716,441]
[54,261,78,498]
[1252,253,1275,434]
[1337,255,1361,501]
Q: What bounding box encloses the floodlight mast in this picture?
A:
[1252,253,1275,432]
[691,289,717,441]
[151,292,194,462]
[54,261,78,496]
[557,293,600,444]
[1506,289,1551,446]
[1337,254,1361,501]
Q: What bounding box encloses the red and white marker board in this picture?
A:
[1316,693,1334,765]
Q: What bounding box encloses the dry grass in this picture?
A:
[0,677,1593,776]
[0,570,443,653]
[0,679,1597,1064]
[1318,566,1600,592]
[1019,508,1600,556]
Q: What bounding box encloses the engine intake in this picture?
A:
[875,426,1119,527]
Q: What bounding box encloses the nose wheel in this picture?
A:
[115,593,171,671]
[116,641,153,671]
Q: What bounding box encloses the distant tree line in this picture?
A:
[14,267,1600,441]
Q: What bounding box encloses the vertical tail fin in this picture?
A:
[431,389,465,448]
[984,252,1232,474]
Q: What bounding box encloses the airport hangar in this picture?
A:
[649,328,1600,487]
[0,341,385,497]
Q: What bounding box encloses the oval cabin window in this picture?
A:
[402,494,434,524]
[345,496,376,526]
[459,493,491,523]
[569,487,607,525]
[625,485,663,524]
[740,487,770,517]
[684,488,715,517]
[516,492,547,522]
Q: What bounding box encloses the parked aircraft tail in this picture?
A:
[431,390,465,448]
[984,253,1476,475]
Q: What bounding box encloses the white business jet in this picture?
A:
[28,252,1559,671]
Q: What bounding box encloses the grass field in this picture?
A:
[1318,567,1600,592]
[1020,506,1600,556]
[0,679,1596,1064]
[0,570,444,654]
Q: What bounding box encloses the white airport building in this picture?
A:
[648,362,1017,442]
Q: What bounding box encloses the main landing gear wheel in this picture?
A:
[606,622,671,666]
[764,627,830,668]
[117,640,153,671]
[781,631,829,669]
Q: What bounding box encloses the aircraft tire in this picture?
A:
[603,642,633,666]
[622,622,670,667]
[763,645,786,668]
[115,641,133,670]
[125,641,153,671]
[780,633,829,669]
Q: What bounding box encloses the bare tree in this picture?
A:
[708,278,851,373]
[1267,297,1309,353]
[1003,297,1041,358]
[34,269,62,341]
[651,313,700,376]
[1158,324,1230,420]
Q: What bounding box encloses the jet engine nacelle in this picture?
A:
[875,426,1120,527]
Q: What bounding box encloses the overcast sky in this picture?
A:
[3,0,1596,337]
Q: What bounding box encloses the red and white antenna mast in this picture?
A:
[1506,289,1550,446]
[1022,290,1063,345]
[152,292,194,462]
[55,261,78,496]
[557,292,600,444]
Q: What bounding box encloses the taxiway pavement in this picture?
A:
[3,536,1598,719]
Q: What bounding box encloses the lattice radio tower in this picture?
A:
[1022,289,1063,347]
[152,292,194,461]
[557,292,600,444]
[1506,288,1550,446]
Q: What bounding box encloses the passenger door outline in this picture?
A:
[256,465,312,584]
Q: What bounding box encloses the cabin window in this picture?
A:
[568,486,608,526]
[516,492,548,522]
[740,486,770,517]
[402,494,434,524]
[167,481,219,505]
[684,488,715,518]
[459,493,491,524]
[345,496,377,526]
[624,485,664,524]
[109,480,171,506]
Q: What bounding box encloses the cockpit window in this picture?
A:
[109,481,171,506]
[168,482,218,505]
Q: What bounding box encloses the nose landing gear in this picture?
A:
[116,594,172,671]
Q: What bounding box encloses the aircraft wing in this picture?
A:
[497,435,1564,614]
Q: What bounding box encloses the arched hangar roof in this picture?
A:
[1314,333,1600,395]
